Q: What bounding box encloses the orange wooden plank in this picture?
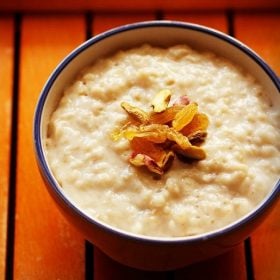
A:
[249,202,280,280]
[92,12,155,35]
[235,13,280,280]
[14,15,86,279]
[0,0,280,11]
[163,11,228,33]
[92,12,171,278]
[0,16,14,280]
[162,12,247,279]
[235,12,280,76]
[91,11,247,279]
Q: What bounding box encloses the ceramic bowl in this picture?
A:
[34,20,280,271]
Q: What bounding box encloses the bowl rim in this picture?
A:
[34,20,280,244]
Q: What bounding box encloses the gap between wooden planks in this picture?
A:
[0,16,14,280]
[14,15,86,279]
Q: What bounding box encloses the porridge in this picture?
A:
[46,44,280,237]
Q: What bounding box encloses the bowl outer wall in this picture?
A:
[34,21,280,270]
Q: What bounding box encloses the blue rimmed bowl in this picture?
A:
[34,20,280,271]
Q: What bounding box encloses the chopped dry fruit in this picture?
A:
[172,144,206,160]
[129,154,163,175]
[151,89,172,113]
[121,102,149,124]
[172,95,190,106]
[172,102,198,131]
[180,113,209,136]
[130,137,175,175]
[187,130,208,144]
[149,105,183,124]
[112,90,209,175]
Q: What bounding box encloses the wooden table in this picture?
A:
[1,2,280,279]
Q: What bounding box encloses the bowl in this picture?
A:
[34,20,280,271]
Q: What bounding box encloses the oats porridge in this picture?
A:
[46,44,280,237]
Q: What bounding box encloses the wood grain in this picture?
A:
[14,15,86,279]
[0,0,279,11]
[235,12,280,280]
[235,12,280,76]
[91,12,168,278]
[164,11,247,279]
[91,11,247,279]
[0,16,14,280]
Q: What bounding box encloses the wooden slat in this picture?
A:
[235,13,280,280]
[14,15,86,279]
[0,16,14,280]
[91,11,247,279]
[164,12,228,33]
[92,12,155,35]
[166,11,247,279]
[0,0,280,11]
[235,12,280,76]
[91,12,171,278]
[249,203,280,280]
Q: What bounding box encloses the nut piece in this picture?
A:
[149,105,183,124]
[151,89,172,113]
[172,144,206,160]
[121,101,149,123]
[181,113,209,137]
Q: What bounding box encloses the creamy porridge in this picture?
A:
[46,44,280,237]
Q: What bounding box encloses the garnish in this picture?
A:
[151,89,172,113]
[112,90,209,175]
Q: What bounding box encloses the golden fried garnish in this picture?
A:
[130,138,175,174]
[180,113,209,136]
[151,89,172,113]
[129,154,164,175]
[172,102,198,131]
[172,144,206,160]
[112,90,209,175]
[149,105,183,124]
[121,101,149,123]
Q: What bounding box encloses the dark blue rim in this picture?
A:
[34,20,280,244]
